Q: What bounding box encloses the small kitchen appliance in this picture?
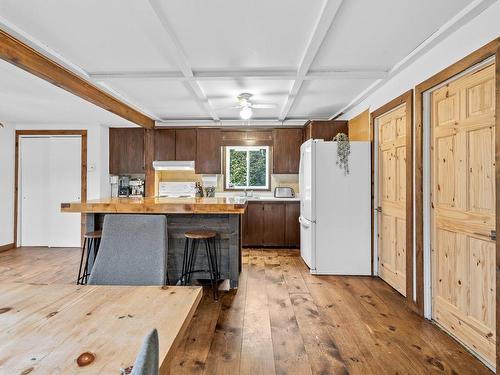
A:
[274,186,295,198]
[118,175,130,197]
[129,178,145,197]
[158,182,196,198]
[110,175,119,198]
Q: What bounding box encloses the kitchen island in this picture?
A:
[61,197,247,288]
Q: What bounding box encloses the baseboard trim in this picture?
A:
[0,243,15,252]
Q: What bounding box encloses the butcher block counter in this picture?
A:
[61,197,247,288]
[61,196,247,214]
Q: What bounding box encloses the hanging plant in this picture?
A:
[333,132,350,175]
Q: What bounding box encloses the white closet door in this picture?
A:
[48,137,81,248]
[20,137,50,246]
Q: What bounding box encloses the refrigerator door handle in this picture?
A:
[299,216,313,227]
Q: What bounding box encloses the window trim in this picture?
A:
[224,145,270,191]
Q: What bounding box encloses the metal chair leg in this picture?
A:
[179,238,190,285]
[82,238,93,284]
[204,239,217,300]
[77,238,87,285]
[187,239,199,284]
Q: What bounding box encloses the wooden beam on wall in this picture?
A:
[347,109,370,141]
[0,29,154,129]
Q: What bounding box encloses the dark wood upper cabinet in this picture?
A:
[196,128,221,174]
[109,128,145,174]
[263,202,285,246]
[154,129,175,161]
[303,120,348,141]
[272,128,303,174]
[285,202,300,247]
[175,129,197,161]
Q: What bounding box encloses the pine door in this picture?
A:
[431,63,496,365]
[377,104,407,296]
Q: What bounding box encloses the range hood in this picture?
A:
[153,160,195,171]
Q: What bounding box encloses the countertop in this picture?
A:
[61,196,247,214]
[244,196,300,202]
[215,193,300,202]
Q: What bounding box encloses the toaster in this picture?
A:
[274,187,295,198]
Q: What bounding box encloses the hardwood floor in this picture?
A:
[0,247,492,374]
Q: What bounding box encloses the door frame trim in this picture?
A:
[14,130,87,247]
[370,89,415,311]
[422,56,496,320]
[414,38,500,365]
[415,38,500,321]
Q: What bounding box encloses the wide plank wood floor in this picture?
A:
[0,247,492,374]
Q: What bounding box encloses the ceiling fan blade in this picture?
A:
[252,103,277,109]
[213,105,241,110]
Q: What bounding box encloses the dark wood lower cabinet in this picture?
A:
[243,202,264,246]
[263,203,285,246]
[285,202,300,247]
[242,201,299,247]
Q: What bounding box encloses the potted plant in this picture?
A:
[333,132,350,175]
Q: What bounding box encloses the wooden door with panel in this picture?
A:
[377,105,407,296]
[431,63,496,365]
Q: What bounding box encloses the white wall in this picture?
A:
[341,1,500,120]
[0,123,111,247]
[0,123,15,246]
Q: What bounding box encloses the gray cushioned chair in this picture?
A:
[88,214,167,285]
[131,329,159,375]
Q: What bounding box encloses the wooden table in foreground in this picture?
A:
[0,283,202,375]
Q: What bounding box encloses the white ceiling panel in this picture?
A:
[0,60,133,125]
[311,0,475,70]
[105,80,209,120]
[0,0,491,124]
[0,0,179,72]
[153,0,325,71]
[199,79,293,119]
[288,78,376,118]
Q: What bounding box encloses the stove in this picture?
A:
[158,181,196,198]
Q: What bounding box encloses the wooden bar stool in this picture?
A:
[178,230,219,300]
[77,230,102,285]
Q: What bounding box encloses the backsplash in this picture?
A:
[271,174,299,194]
[155,170,299,195]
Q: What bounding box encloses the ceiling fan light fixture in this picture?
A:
[240,106,253,120]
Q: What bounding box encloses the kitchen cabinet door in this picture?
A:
[196,128,221,174]
[244,202,264,246]
[109,128,145,174]
[175,129,197,161]
[285,202,300,247]
[272,128,302,174]
[154,129,175,161]
[263,202,285,246]
[303,120,348,141]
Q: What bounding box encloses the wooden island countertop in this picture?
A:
[61,196,247,214]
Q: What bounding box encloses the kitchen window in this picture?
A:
[225,146,270,190]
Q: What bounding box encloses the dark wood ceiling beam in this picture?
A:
[0,28,154,129]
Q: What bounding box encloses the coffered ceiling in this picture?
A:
[0,0,493,126]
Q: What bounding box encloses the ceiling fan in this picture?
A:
[217,93,277,120]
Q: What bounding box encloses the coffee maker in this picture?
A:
[129,178,145,197]
[118,175,130,197]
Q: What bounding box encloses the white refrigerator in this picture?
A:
[299,139,371,275]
